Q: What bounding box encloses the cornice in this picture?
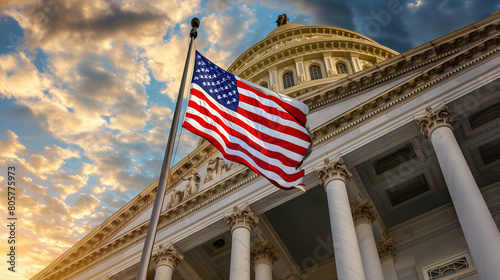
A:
[234,37,397,79]
[300,16,500,108]
[309,25,500,147]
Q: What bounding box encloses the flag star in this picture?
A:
[203,82,207,86]
[209,89,213,93]
[227,100,231,105]
[222,94,227,98]
[217,95,222,99]
[232,98,236,102]
[211,82,215,85]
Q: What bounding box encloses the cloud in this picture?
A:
[69,193,101,219]
[0,52,46,99]
[0,129,26,158]
[147,105,173,126]
[24,145,80,177]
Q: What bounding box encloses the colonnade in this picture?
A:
[151,105,500,280]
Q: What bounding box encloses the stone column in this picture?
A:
[251,240,279,280]
[315,158,366,280]
[268,67,278,92]
[225,205,259,280]
[351,199,384,280]
[377,238,398,280]
[152,243,183,280]
[416,105,500,280]
[294,58,306,84]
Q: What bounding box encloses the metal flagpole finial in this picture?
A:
[190,17,200,39]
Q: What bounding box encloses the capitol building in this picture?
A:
[33,12,500,280]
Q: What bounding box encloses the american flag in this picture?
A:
[182,51,312,190]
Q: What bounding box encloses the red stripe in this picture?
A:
[237,106,311,143]
[190,88,310,154]
[183,121,301,190]
[185,104,301,167]
[182,115,305,183]
[238,94,303,126]
[237,81,308,125]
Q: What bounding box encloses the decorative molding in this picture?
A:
[377,238,394,260]
[251,240,279,266]
[416,105,454,139]
[204,157,238,183]
[351,198,378,226]
[310,37,500,147]
[152,242,183,270]
[315,157,352,186]
[224,205,259,232]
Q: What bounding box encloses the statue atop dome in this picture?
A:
[276,14,289,27]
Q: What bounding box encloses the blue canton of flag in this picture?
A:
[192,54,239,112]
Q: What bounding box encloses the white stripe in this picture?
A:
[236,76,309,115]
[191,84,311,149]
[187,97,305,163]
[238,88,309,135]
[185,109,301,173]
[184,118,304,188]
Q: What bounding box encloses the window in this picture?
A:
[468,102,500,129]
[309,65,322,80]
[421,252,475,280]
[336,62,348,74]
[260,82,268,88]
[374,144,417,175]
[479,138,500,165]
[386,174,429,206]
[283,71,295,89]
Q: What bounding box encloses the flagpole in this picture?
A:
[136,17,199,280]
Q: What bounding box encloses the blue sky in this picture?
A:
[0,0,499,278]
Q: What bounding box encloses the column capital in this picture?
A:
[351,198,378,226]
[415,105,453,139]
[152,242,183,270]
[251,240,279,266]
[377,238,394,260]
[224,205,259,232]
[315,157,352,186]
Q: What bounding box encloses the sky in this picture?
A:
[0,0,499,278]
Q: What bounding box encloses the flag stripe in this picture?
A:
[237,79,308,125]
[238,86,304,126]
[183,118,305,185]
[185,111,305,175]
[188,89,308,160]
[190,86,311,151]
[183,121,305,190]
